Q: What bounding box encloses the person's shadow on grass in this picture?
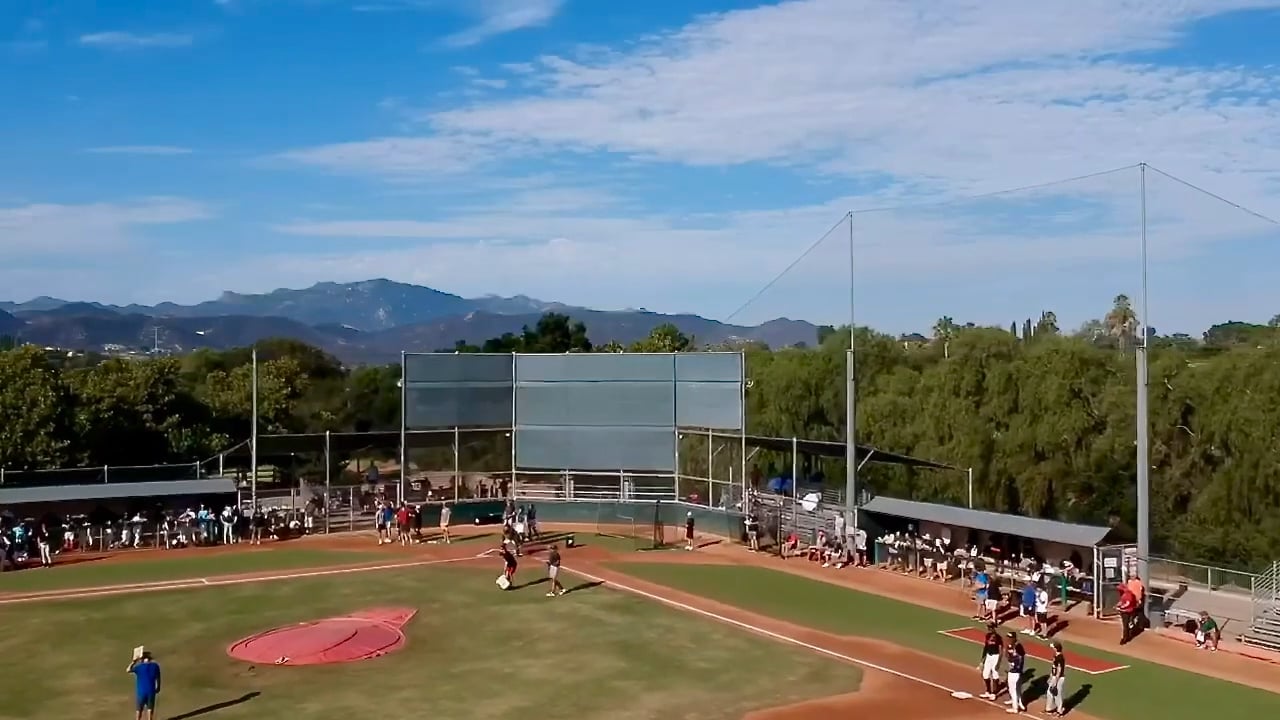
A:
[168,691,260,720]
[563,581,604,595]
[1021,675,1091,716]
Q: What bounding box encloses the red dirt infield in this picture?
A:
[226,607,417,666]
[940,627,1128,675]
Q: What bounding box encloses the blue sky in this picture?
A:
[2,1,1280,335]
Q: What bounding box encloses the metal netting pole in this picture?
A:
[453,426,460,503]
[399,352,407,505]
[324,430,331,534]
[791,436,799,540]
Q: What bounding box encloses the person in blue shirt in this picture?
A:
[973,569,990,620]
[1020,581,1038,635]
[127,651,161,720]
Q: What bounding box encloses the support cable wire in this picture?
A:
[1144,164,1280,227]
[721,162,1279,328]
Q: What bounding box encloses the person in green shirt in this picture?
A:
[1195,611,1220,651]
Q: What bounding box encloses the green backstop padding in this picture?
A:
[425,498,745,541]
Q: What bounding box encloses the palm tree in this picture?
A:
[1035,311,1060,337]
[932,316,957,359]
[1104,294,1138,354]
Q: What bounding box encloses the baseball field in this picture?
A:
[1,526,1277,720]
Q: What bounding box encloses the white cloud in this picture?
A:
[271,135,515,178]
[441,0,565,48]
[0,198,213,261]
[281,1,1280,202]
[425,0,1280,198]
[85,146,194,156]
[78,32,194,50]
[43,1,1280,329]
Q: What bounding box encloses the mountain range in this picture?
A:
[0,280,818,363]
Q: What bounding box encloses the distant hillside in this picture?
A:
[2,279,574,332]
[0,309,22,335]
[0,279,819,362]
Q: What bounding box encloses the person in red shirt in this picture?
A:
[1115,585,1139,645]
[396,504,412,547]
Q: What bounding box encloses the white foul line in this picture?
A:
[0,553,488,606]
[565,566,1038,718]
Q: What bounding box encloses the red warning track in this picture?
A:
[227,607,417,666]
[940,627,1129,675]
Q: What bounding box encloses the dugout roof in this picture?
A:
[0,478,238,506]
[861,496,1112,547]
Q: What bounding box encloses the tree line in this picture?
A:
[1,301,1278,569]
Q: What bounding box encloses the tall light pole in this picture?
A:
[845,212,858,529]
[250,347,258,508]
[1136,163,1151,613]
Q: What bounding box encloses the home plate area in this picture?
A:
[939,627,1129,675]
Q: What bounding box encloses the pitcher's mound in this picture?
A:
[227,607,417,666]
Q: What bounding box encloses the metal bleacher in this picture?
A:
[1244,561,1280,652]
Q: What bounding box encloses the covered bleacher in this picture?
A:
[860,496,1112,613]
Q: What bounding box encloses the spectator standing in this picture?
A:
[1020,581,1037,634]
[1034,584,1051,638]
[439,502,452,544]
[220,506,235,545]
[250,506,266,545]
[1115,584,1139,644]
[973,568,991,620]
[36,523,53,568]
[853,527,868,567]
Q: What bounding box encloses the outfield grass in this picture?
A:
[612,563,1280,720]
[0,548,375,593]
[0,564,860,720]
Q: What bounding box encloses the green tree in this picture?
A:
[630,323,692,352]
[64,358,220,465]
[0,346,73,469]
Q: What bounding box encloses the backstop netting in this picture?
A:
[725,163,1280,572]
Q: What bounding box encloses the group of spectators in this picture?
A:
[0,500,326,571]
[780,526,869,568]
[0,517,55,570]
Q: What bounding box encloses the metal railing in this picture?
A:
[0,460,228,487]
[1252,561,1280,621]
[1146,555,1259,596]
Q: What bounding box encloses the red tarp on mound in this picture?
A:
[227,607,417,666]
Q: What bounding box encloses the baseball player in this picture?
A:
[499,541,518,589]
[1044,641,1067,716]
[1004,631,1026,713]
[977,623,1003,700]
[545,543,565,597]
